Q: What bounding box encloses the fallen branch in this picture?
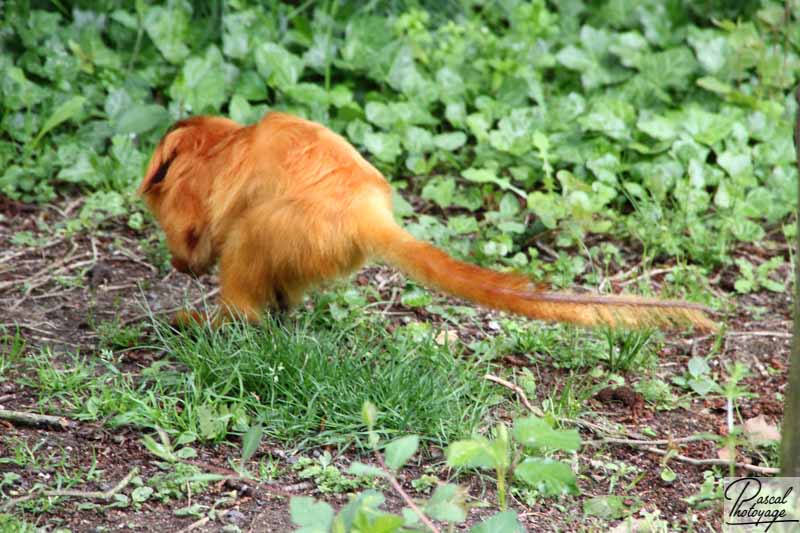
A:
[176,516,210,533]
[178,458,302,498]
[0,409,76,430]
[631,445,779,475]
[588,435,714,447]
[1,467,139,511]
[727,330,791,339]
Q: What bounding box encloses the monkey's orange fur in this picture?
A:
[138,112,715,331]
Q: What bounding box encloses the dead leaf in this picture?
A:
[610,517,657,533]
[743,415,781,445]
[435,329,458,346]
[716,447,734,462]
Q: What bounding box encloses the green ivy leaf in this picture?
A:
[144,4,191,63]
[363,131,401,163]
[254,42,304,89]
[115,104,169,135]
[32,96,86,146]
[433,132,467,151]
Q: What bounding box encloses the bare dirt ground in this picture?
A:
[0,196,791,532]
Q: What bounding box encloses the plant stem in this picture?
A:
[377,453,441,533]
[496,466,507,511]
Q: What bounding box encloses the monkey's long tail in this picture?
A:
[369,222,716,331]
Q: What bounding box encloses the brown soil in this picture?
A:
[0,197,790,532]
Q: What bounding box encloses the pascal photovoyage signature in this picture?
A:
[725,478,799,531]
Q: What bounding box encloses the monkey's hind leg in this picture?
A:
[213,223,279,325]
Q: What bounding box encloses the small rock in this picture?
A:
[224,510,246,525]
[87,262,114,288]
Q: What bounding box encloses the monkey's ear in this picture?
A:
[142,151,177,193]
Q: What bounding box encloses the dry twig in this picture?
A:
[0,408,76,430]
[376,453,441,533]
[1,467,139,511]
[484,373,544,416]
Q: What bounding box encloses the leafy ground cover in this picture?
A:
[0,0,797,531]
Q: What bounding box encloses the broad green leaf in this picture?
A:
[384,435,419,471]
[197,405,229,440]
[175,447,197,459]
[682,107,738,146]
[514,457,579,496]
[424,483,468,523]
[172,46,228,113]
[388,46,438,102]
[290,496,334,533]
[717,150,753,182]
[583,495,633,519]
[404,126,435,153]
[469,511,526,533]
[466,113,492,141]
[637,46,698,91]
[144,4,191,63]
[513,416,581,452]
[286,83,329,107]
[58,153,99,187]
[32,96,86,146]
[341,16,397,75]
[527,191,566,229]
[254,43,304,89]
[240,424,263,463]
[140,434,175,462]
[131,486,153,503]
[433,132,467,151]
[436,67,465,101]
[579,98,634,141]
[448,215,479,234]
[445,439,496,469]
[636,113,680,141]
[462,168,525,197]
[422,177,455,208]
[687,356,710,378]
[401,288,432,308]
[115,104,169,135]
[363,131,401,163]
[688,28,729,75]
[361,401,377,429]
[2,67,47,110]
[348,461,387,478]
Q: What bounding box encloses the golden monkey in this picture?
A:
[138,112,715,331]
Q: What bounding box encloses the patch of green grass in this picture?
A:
[540,372,602,421]
[94,319,144,350]
[489,319,660,374]
[0,328,25,377]
[34,307,494,448]
[150,311,494,447]
[0,513,36,533]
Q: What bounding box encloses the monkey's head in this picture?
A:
[138,116,241,276]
